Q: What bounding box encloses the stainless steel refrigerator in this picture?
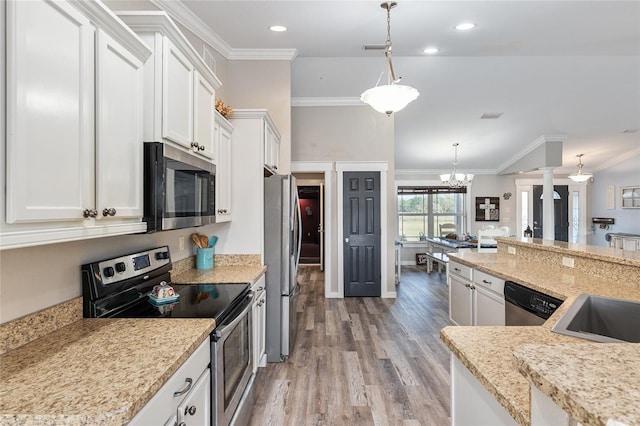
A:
[264,174,301,362]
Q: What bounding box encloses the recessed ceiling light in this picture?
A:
[423,47,439,54]
[454,22,476,31]
[269,25,287,32]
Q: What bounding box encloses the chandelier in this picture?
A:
[440,143,474,188]
[360,2,419,116]
[568,154,592,182]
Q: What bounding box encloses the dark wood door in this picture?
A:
[532,185,569,242]
[343,172,381,297]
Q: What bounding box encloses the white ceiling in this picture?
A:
[174,0,640,175]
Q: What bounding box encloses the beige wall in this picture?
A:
[226,61,292,174]
[292,106,396,295]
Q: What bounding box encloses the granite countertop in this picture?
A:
[172,264,266,285]
[513,343,640,426]
[0,259,266,425]
[0,318,214,425]
[441,250,640,425]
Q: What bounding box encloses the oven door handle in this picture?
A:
[214,294,253,340]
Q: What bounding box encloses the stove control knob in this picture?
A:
[115,262,126,273]
[103,266,115,278]
[155,251,169,260]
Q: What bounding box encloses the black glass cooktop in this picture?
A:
[110,283,250,321]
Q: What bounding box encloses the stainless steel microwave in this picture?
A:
[144,142,216,232]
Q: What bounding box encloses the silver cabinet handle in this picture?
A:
[83,209,98,218]
[482,279,492,285]
[173,378,193,397]
[102,208,116,217]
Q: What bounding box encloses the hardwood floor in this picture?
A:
[249,265,452,425]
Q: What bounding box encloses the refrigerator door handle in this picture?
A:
[295,189,302,272]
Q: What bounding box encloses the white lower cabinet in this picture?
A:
[451,357,517,426]
[448,261,505,326]
[473,269,505,326]
[251,274,267,372]
[129,339,210,426]
[448,261,473,326]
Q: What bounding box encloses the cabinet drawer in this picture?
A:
[473,270,505,294]
[251,274,266,294]
[129,338,210,425]
[449,261,472,281]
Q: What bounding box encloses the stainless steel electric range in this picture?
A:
[82,246,255,426]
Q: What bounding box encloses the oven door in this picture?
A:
[212,294,254,426]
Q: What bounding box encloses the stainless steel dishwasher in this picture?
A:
[504,281,563,326]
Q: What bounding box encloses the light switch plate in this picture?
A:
[508,246,516,255]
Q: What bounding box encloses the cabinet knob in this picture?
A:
[185,405,197,416]
[83,209,98,218]
[199,145,205,151]
[102,208,116,217]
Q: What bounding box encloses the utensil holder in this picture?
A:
[196,247,214,270]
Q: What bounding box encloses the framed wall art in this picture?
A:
[621,186,640,208]
[475,197,500,221]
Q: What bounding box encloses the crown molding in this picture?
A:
[497,134,567,174]
[291,97,365,107]
[150,0,296,61]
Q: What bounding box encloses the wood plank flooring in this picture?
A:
[249,266,452,425]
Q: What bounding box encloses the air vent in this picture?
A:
[363,44,386,51]
[623,129,639,133]
[481,113,503,119]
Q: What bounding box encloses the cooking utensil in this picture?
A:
[200,235,209,248]
[191,233,202,248]
[209,235,218,247]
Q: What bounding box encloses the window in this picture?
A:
[398,186,467,240]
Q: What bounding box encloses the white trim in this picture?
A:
[497,134,567,174]
[291,97,365,107]
[291,161,334,299]
[336,161,390,298]
[150,0,297,61]
[592,147,640,173]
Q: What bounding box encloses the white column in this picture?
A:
[541,168,555,241]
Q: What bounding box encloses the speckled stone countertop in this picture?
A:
[513,343,640,425]
[441,249,640,425]
[172,264,266,285]
[0,318,214,425]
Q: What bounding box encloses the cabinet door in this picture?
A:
[194,72,215,159]
[6,0,94,223]
[95,29,144,221]
[162,38,194,148]
[449,275,472,326]
[474,286,505,326]
[263,122,279,172]
[215,122,232,222]
[176,369,211,426]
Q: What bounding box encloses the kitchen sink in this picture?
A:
[551,294,640,343]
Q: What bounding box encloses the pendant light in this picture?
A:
[440,143,474,188]
[360,2,419,116]
[568,154,593,182]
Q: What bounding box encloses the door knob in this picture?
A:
[344,237,349,243]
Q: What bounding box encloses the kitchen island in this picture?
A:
[0,258,266,425]
[441,237,640,425]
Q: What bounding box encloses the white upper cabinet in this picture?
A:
[6,0,95,224]
[214,112,234,222]
[117,12,222,162]
[2,0,151,250]
[95,29,145,220]
[264,120,281,174]
[162,39,194,148]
